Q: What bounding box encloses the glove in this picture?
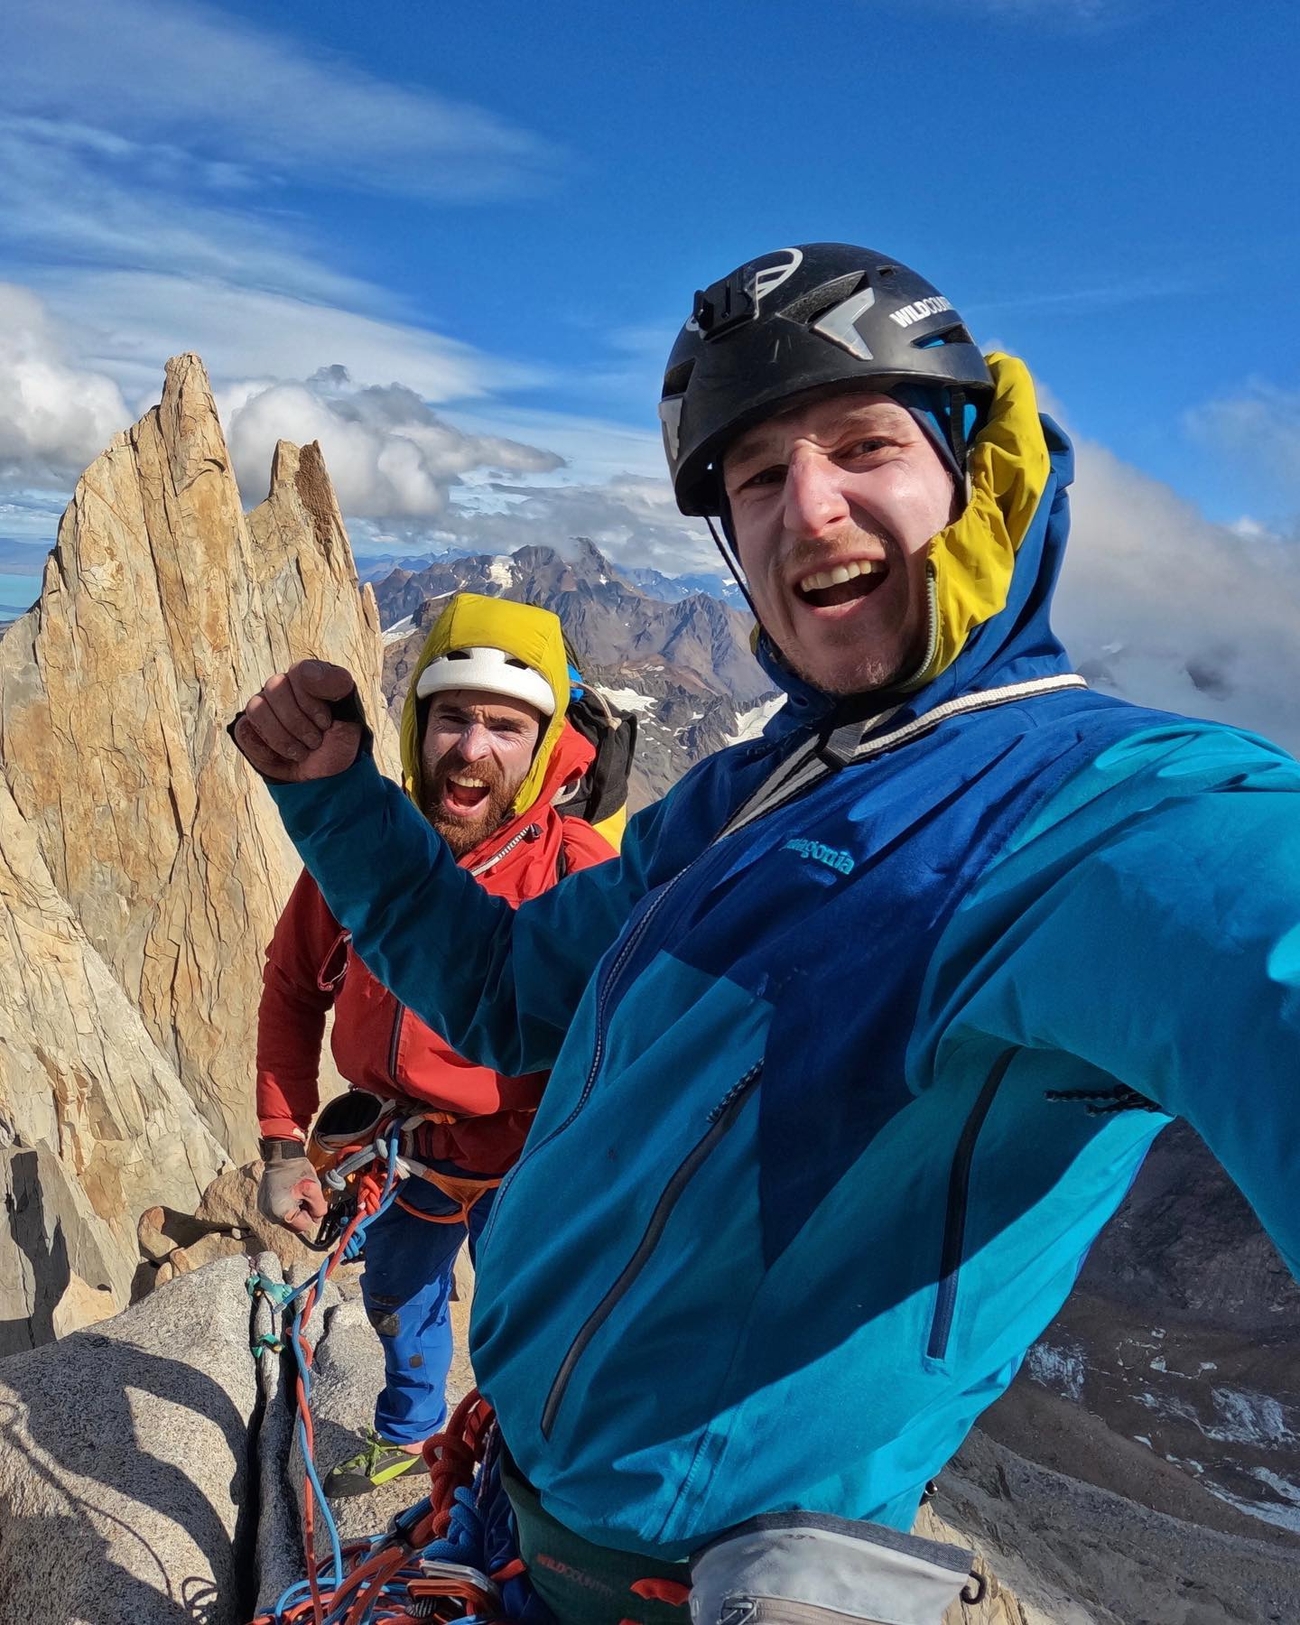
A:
[257,1138,329,1236]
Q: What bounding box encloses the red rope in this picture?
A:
[283,1168,390,1625]
[249,1201,494,1625]
[422,1388,496,1538]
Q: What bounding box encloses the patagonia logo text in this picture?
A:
[784,837,855,875]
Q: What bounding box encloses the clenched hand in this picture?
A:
[231,660,364,782]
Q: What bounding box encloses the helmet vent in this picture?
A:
[912,321,974,350]
[662,360,694,396]
[780,272,865,328]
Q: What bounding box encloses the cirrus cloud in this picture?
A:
[4,0,559,202]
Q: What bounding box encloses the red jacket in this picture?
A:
[255,722,614,1174]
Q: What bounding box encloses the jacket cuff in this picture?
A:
[265,748,386,843]
[257,1119,309,1145]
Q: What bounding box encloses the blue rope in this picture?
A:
[255,1133,541,1623]
[260,1130,409,1622]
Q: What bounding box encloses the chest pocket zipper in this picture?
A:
[926,1046,1018,1362]
[540,1061,764,1440]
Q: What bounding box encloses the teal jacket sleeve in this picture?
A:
[921,722,1300,1280]
[267,753,668,1077]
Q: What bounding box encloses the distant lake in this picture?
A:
[0,574,42,616]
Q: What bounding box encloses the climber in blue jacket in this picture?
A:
[233,244,1300,1625]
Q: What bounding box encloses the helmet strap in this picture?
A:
[707,493,763,626]
[948,389,968,470]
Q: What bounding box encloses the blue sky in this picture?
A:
[3,0,1300,738]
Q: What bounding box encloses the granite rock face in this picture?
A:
[0,354,395,1163]
[0,769,228,1352]
[0,355,396,1353]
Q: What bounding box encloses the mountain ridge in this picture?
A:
[373,537,779,802]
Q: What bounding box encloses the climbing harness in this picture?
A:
[304,1092,499,1253]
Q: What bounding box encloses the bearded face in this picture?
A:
[417,688,544,857]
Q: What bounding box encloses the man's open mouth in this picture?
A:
[441,773,492,816]
[795,558,887,609]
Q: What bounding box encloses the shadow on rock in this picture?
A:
[0,1256,260,1625]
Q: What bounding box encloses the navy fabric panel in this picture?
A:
[591,688,1169,1268]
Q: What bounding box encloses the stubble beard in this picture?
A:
[773,534,926,698]
[791,644,914,696]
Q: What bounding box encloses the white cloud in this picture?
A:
[357,472,719,579]
[0,284,130,488]
[449,407,667,485]
[1057,435,1300,753]
[221,368,564,518]
[4,0,557,202]
[1186,382,1300,499]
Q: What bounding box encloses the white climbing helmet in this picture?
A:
[414,644,556,717]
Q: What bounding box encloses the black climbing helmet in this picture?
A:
[659,243,994,516]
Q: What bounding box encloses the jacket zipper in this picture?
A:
[540,1061,763,1440]
[469,822,542,878]
[897,564,941,693]
[387,1002,405,1086]
[926,1046,1018,1361]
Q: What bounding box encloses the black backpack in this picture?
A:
[559,685,638,828]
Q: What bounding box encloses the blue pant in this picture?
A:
[360,1176,495,1445]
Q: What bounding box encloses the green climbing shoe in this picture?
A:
[323,1429,424,1498]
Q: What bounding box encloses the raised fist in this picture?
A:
[231,660,364,782]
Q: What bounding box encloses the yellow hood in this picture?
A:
[400,592,572,817]
[903,352,1052,688]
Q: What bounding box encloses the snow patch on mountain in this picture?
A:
[726,695,786,745]
[599,687,658,716]
[486,557,515,589]
[1026,1339,1087,1403]
[1206,1469,1300,1534]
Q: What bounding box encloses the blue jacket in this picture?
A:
[270,356,1300,1558]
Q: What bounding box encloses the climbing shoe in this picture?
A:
[323,1429,424,1498]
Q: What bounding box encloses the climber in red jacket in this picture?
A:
[253,593,614,1497]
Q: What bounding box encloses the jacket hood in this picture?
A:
[400,592,573,816]
[759,352,1074,738]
